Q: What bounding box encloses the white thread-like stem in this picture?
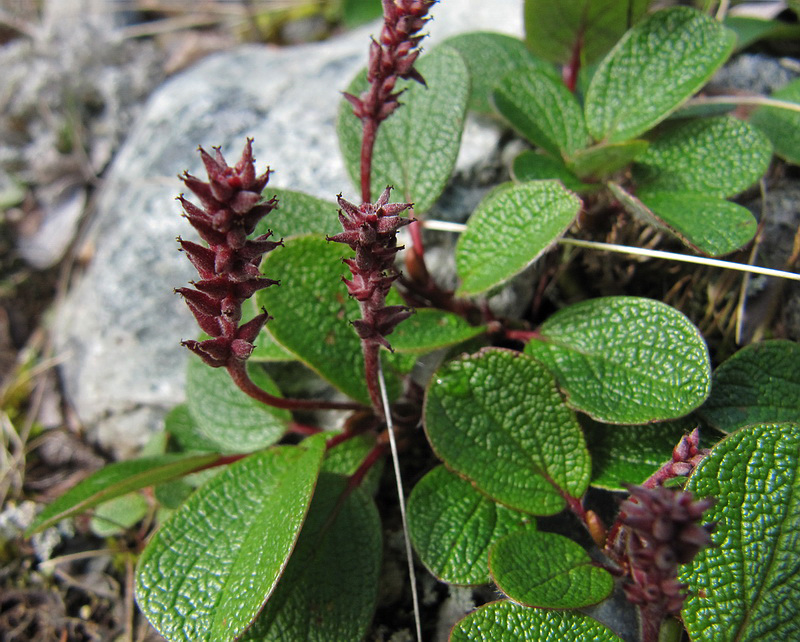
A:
[418,220,800,282]
[687,95,800,114]
[377,359,422,642]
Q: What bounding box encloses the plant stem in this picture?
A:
[362,342,385,419]
[360,118,378,203]
[226,362,364,411]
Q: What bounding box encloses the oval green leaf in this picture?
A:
[26,452,219,535]
[136,437,326,642]
[682,422,800,641]
[389,308,485,354]
[443,32,559,116]
[523,0,651,66]
[90,493,150,537]
[491,67,589,159]
[638,190,757,257]
[632,116,771,198]
[253,188,339,239]
[567,139,649,180]
[424,348,590,515]
[451,600,623,642]
[241,474,381,642]
[751,77,800,165]
[455,181,581,297]
[511,151,594,192]
[337,45,469,212]
[585,417,693,490]
[185,357,290,453]
[257,235,375,404]
[490,530,614,608]
[524,296,711,424]
[585,7,736,143]
[699,340,800,433]
[407,465,535,586]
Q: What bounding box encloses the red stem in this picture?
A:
[360,118,378,203]
[362,342,385,419]
[226,363,364,412]
[504,328,541,343]
[562,32,583,93]
[289,422,323,436]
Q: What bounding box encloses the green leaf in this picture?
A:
[250,326,297,361]
[455,181,581,297]
[337,46,469,212]
[632,116,771,198]
[254,188,339,239]
[340,0,382,28]
[136,437,326,642]
[567,139,649,179]
[424,348,590,515]
[724,16,800,51]
[523,0,651,66]
[699,340,800,433]
[585,418,693,490]
[185,358,290,453]
[491,67,589,158]
[585,7,736,143]
[407,466,535,586]
[257,235,370,404]
[511,151,594,192]
[165,404,221,453]
[751,77,800,165]
[27,452,218,535]
[525,296,711,424]
[241,474,381,642]
[451,600,623,641]
[90,493,149,537]
[637,189,757,257]
[490,530,614,608]
[682,422,800,641]
[322,432,383,497]
[389,308,485,354]
[443,32,559,115]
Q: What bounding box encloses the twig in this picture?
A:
[378,359,422,642]
[687,95,800,114]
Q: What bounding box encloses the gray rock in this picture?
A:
[52,2,522,457]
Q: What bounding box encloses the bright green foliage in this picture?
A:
[164,404,220,452]
[525,296,711,424]
[451,600,624,641]
[585,7,736,143]
[491,67,589,159]
[700,340,800,433]
[27,452,218,535]
[340,0,382,28]
[636,190,757,257]
[254,189,339,239]
[511,151,593,192]
[456,181,581,296]
[322,432,383,496]
[751,77,800,165]
[185,357,290,453]
[337,45,469,212]
[632,116,772,198]
[584,418,691,490]
[444,32,559,115]
[136,437,326,642]
[240,474,381,641]
[491,530,614,609]
[388,308,485,354]
[90,493,149,537]
[567,140,649,180]
[257,235,376,404]
[682,423,800,641]
[523,0,651,66]
[407,466,535,585]
[424,349,590,515]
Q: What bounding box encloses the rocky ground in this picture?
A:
[1,1,798,641]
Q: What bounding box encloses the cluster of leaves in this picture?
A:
[27,1,800,641]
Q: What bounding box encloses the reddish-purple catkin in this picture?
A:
[618,484,715,641]
[328,186,414,415]
[343,0,436,203]
[176,139,280,368]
